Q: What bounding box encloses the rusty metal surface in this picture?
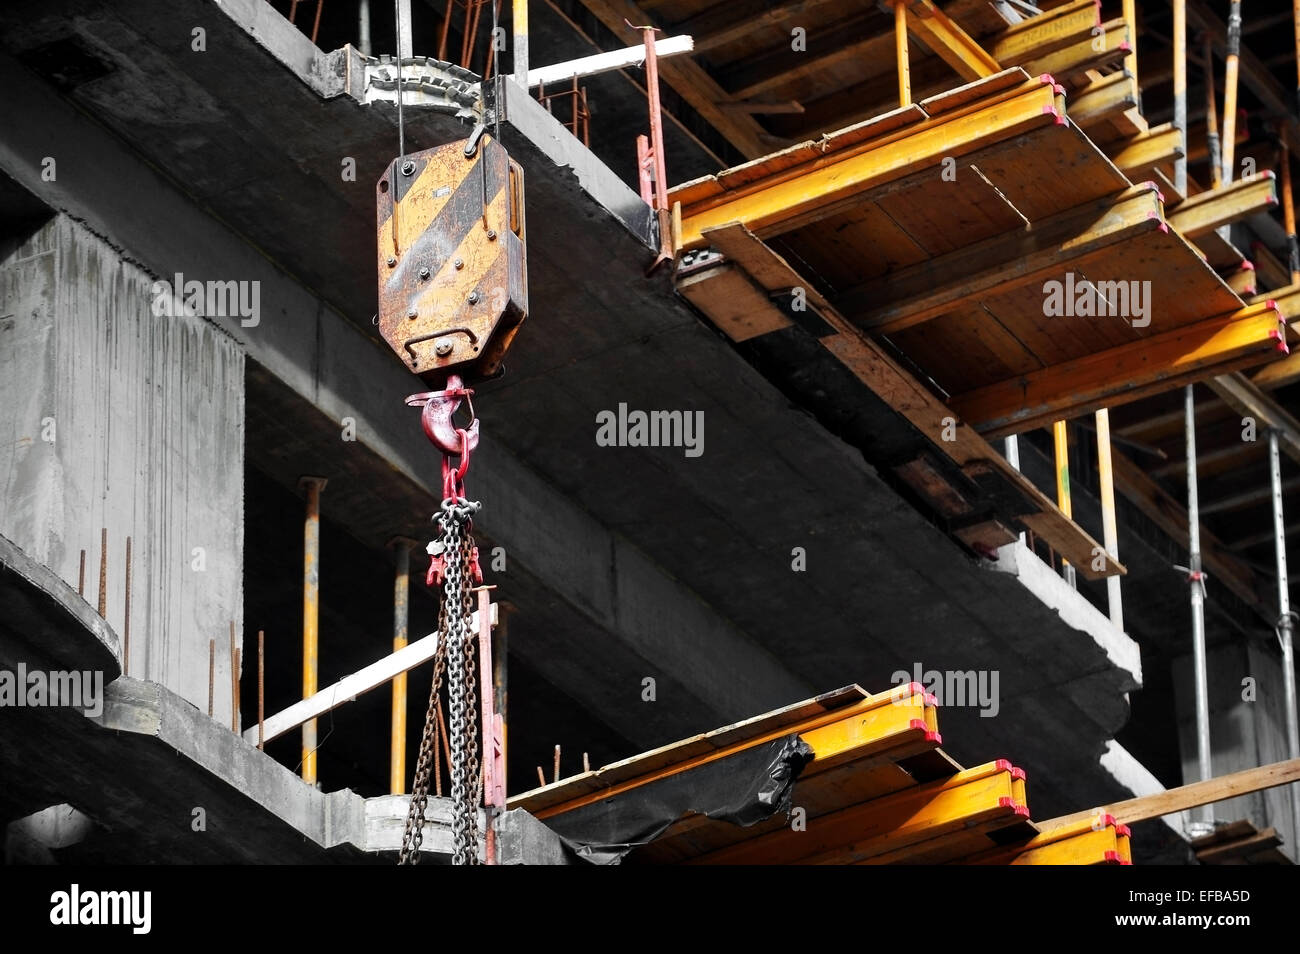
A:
[376,135,527,381]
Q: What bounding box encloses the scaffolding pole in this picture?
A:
[1185,386,1214,832]
[1095,409,1123,631]
[894,1,911,108]
[389,537,416,795]
[1053,420,1076,589]
[300,476,327,787]
[1268,430,1300,852]
[1173,0,1188,196]
[1222,0,1243,185]
[513,0,529,86]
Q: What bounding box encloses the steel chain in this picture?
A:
[398,495,481,865]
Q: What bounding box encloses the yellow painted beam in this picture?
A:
[989,0,1103,64]
[967,820,1133,865]
[528,685,937,820]
[903,0,1001,82]
[1068,70,1140,127]
[676,76,1063,251]
[1022,17,1131,80]
[691,761,1024,865]
[836,185,1165,332]
[952,301,1288,437]
[1167,173,1279,238]
[1104,122,1185,181]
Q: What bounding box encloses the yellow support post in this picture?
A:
[894,1,911,107]
[1173,0,1188,194]
[1122,0,1138,87]
[1281,142,1300,284]
[388,537,417,795]
[1205,34,1223,190]
[1095,409,1123,629]
[1053,420,1075,585]
[1222,0,1242,184]
[299,476,327,787]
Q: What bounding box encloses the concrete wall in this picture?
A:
[1173,641,1298,861]
[0,215,244,721]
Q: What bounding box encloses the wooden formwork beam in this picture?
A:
[689,761,1026,865]
[988,0,1102,64]
[903,0,1001,82]
[834,185,1166,333]
[1046,757,1300,830]
[1104,122,1185,181]
[1069,69,1140,128]
[1166,173,1279,238]
[683,221,1123,578]
[674,74,1062,250]
[963,816,1133,865]
[951,301,1289,437]
[1021,16,1131,81]
[1208,372,1300,466]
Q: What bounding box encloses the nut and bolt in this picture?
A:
[418,266,431,280]
[486,229,497,241]
[434,341,454,357]
[453,258,464,269]
[467,291,480,304]
[407,308,418,320]
[401,159,416,176]
[386,256,397,267]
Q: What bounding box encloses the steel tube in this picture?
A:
[1268,430,1300,852]
[1186,384,1214,829]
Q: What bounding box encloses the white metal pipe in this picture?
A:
[526,35,694,88]
[1268,429,1300,852]
[397,0,413,60]
[1186,384,1214,829]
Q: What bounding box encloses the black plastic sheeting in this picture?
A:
[543,734,814,864]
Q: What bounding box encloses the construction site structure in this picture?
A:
[1,0,1299,867]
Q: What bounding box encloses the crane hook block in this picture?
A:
[376,134,527,381]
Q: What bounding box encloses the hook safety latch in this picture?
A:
[406,374,481,459]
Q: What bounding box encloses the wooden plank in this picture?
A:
[1046,758,1300,830]
[1196,827,1282,864]
[1207,372,1300,467]
[1104,122,1184,182]
[675,261,790,341]
[1068,69,1139,128]
[696,222,1123,577]
[689,762,1024,865]
[1167,174,1279,239]
[722,13,891,102]
[988,0,1102,64]
[511,684,930,818]
[571,0,771,159]
[834,184,1164,332]
[950,302,1289,437]
[240,604,495,746]
[903,0,1002,82]
[1021,16,1130,82]
[675,76,1063,249]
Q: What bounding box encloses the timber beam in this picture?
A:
[571,0,770,158]
[903,0,1001,82]
[689,760,1027,865]
[1207,372,1300,466]
[514,683,939,820]
[680,221,1123,578]
[1166,173,1279,239]
[834,184,1166,333]
[1104,122,1185,182]
[967,816,1134,865]
[1021,17,1131,83]
[1069,70,1140,128]
[673,72,1064,250]
[950,301,1289,437]
[1045,757,1300,830]
[988,0,1103,65]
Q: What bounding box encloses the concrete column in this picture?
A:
[0,216,245,722]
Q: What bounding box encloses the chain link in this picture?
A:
[398,496,481,865]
